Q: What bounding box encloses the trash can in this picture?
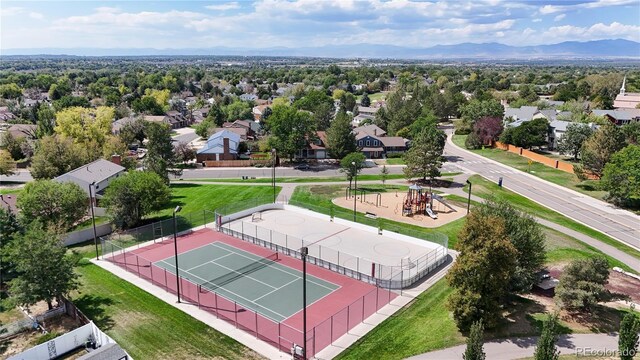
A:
[498,177,503,187]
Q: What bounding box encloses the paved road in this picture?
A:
[407,333,621,360]
[444,130,640,251]
[172,127,199,145]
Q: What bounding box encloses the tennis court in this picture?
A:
[154,241,339,322]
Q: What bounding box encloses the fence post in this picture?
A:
[347,306,350,333]
[136,256,140,276]
[197,285,200,308]
[234,301,238,328]
[164,268,168,290]
[214,293,218,318]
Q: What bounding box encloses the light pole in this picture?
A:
[466,180,472,214]
[301,246,308,360]
[352,161,357,222]
[272,148,277,203]
[173,205,182,303]
[89,182,99,260]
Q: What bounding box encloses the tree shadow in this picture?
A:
[566,304,626,333]
[73,294,115,330]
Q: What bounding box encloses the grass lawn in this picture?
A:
[463,175,640,263]
[70,261,262,360]
[452,135,608,200]
[335,279,464,360]
[150,183,279,222]
[184,174,409,184]
[356,92,386,102]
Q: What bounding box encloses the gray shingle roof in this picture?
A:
[55,159,125,193]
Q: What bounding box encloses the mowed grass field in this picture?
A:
[451,135,608,200]
[67,184,279,359]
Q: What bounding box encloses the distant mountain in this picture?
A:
[2,39,639,59]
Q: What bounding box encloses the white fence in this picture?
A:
[8,322,130,360]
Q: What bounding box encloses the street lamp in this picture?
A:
[272,148,277,203]
[89,182,99,260]
[173,205,182,303]
[352,161,357,222]
[301,246,308,360]
[466,180,472,214]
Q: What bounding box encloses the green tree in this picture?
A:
[601,145,640,206]
[463,320,486,360]
[36,106,56,138]
[8,223,78,310]
[581,123,625,177]
[403,125,446,181]
[556,123,593,160]
[508,119,549,149]
[475,199,546,293]
[534,314,560,360]
[313,102,334,131]
[360,93,371,107]
[618,312,640,360]
[622,122,640,145]
[0,83,22,99]
[118,117,146,145]
[0,207,22,289]
[17,180,87,231]
[207,104,226,127]
[0,150,16,177]
[294,89,333,113]
[102,171,170,229]
[555,256,611,312]
[145,122,182,183]
[380,165,389,185]
[132,96,165,115]
[0,132,26,161]
[340,152,366,189]
[30,135,87,179]
[326,110,356,159]
[195,118,214,138]
[459,99,504,133]
[266,105,316,161]
[447,211,517,330]
[224,101,253,120]
[54,106,115,148]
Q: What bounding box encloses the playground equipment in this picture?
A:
[431,194,456,212]
[346,187,382,207]
[402,184,431,217]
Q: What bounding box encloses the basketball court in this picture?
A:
[222,205,448,288]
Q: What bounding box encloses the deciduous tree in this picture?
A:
[581,123,625,177]
[601,145,640,206]
[447,211,517,330]
[8,223,78,310]
[339,152,366,189]
[463,320,486,360]
[0,150,16,177]
[326,110,356,159]
[557,123,593,160]
[30,135,87,179]
[534,314,560,360]
[102,171,170,229]
[618,312,640,360]
[17,180,87,231]
[266,105,316,161]
[145,122,182,183]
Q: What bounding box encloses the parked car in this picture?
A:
[294,163,310,170]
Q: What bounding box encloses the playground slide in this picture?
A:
[425,208,438,219]
[431,194,456,212]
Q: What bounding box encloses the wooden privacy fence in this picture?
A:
[492,141,599,179]
[203,159,271,167]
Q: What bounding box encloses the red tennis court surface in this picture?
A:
[102,228,398,357]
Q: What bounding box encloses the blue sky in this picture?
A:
[1,0,639,49]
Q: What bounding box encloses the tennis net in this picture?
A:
[199,252,279,292]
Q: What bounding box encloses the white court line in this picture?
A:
[252,278,299,302]
[158,259,289,321]
[212,241,339,292]
[185,252,236,273]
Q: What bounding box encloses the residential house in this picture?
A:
[112,116,136,135]
[298,131,328,160]
[55,158,126,197]
[353,124,407,158]
[166,110,190,128]
[239,94,258,102]
[196,129,241,162]
[504,106,539,124]
[614,76,640,109]
[357,106,379,118]
[252,104,271,121]
[7,124,37,139]
[0,107,16,123]
[223,120,260,138]
[214,126,248,140]
[591,109,640,126]
[548,120,597,150]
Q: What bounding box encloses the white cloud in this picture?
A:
[554,14,566,22]
[542,22,640,42]
[205,2,241,11]
[1,6,25,17]
[29,12,44,20]
[532,18,542,23]
[540,0,637,14]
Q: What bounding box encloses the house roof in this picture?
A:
[7,124,37,139]
[354,124,386,137]
[358,106,379,114]
[380,137,407,147]
[592,109,640,121]
[198,129,241,155]
[214,127,248,139]
[356,132,381,141]
[504,106,539,122]
[55,159,126,193]
[549,120,571,132]
[143,115,168,123]
[316,131,327,145]
[207,129,241,143]
[614,92,640,109]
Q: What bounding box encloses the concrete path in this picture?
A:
[407,333,621,360]
[444,129,640,251]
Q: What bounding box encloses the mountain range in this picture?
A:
[2,39,639,59]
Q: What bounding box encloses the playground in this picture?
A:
[332,184,466,228]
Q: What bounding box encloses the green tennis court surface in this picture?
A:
[155,241,340,322]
